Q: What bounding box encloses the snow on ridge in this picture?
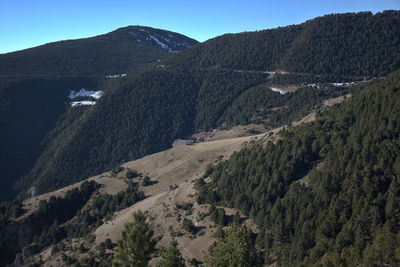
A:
[148,34,176,52]
[270,87,287,95]
[68,88,103,99]
[128,28,189,52]
[70,101,96,107]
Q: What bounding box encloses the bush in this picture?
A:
[142,177,151,186]
[182,218,196,234]
[112,166,124,175]
[126,170,140,179]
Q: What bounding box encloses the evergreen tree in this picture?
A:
[206,224,255,267]
[112,210,157,267]
[158,239,185,267]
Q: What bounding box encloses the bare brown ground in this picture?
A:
[28,94,350,265]
[94,133,266,265]
[192,123,267,142]
[323,93,352,107]
[18,175,128,221]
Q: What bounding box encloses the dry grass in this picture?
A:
[18,175,128,221]
[323,93,351,107]
[24,95,349,264]
[94,133,265,264]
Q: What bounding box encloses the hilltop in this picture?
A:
[0,25,198,76]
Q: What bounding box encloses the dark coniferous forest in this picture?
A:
[0,10,400,266]
[3,10,399,201]
[197,70,400,265]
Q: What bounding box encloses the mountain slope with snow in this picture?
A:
[0,26,198,201]
[0,26,198,76]
[126,26,196,52]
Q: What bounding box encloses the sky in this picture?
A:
[0,0,399,54]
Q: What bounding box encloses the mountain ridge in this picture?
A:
[11,10,400,201]
[1,10,400,266]
[0,25,198,76]
[167,10,400,77]
[0,26,198,201]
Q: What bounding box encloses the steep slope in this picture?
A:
[168,10,400,77]
[14,11,400,199]
[0,27,198,201]
[18,69,267,197]
[197,70,400,265]
[0,76,101,201]
[0,124,272,266]
[0,26,198,76]
[0,95,349,266]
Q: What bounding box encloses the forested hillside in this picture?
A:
[0,26,198,76]
[0,76,101,200]
[0,27,197,201]
[168,10,400,77]
[3,11,400,200]
[197,70,400,265]
[17,69,268,196]
[1,9,400,266]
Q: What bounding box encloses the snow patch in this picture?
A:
[330,82,355,87]
[68,88,103,107]
[270,87,287,95]
[91,91,104,99]
[106,74,127,78]
[128,28,191,52]
[70,101,96,107]
[148,35,174,52]
[68,89,103,99]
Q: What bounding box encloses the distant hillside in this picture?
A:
[0,26,198,76]
[5,11,400,200]
[0,76,102,201]
[16,69,268,196]
[0,26,197,201]
[168,10,400,77]
[1,10,400,266]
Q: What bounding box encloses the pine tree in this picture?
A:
[112,210,157,267]
[157,239,185,267]
[206,224,255,267]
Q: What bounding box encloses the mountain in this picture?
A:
[0,26,198,76]
[168,10,400,77]
[14,11,400,200]
[0,10,400,266]
[1,70,399,267]
[0,26,198,201]
[197,69,400,266]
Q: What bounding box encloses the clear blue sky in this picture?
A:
[0,0,399,54]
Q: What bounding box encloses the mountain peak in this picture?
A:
[113,25,198,53]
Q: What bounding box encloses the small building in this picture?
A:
[172,139,194,147]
